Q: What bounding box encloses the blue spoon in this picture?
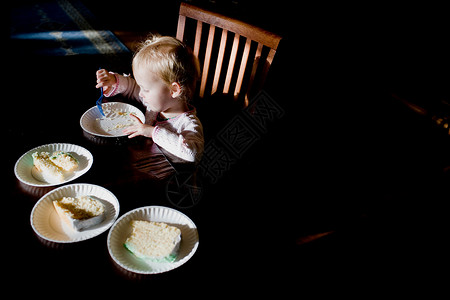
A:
[96,69,105,116]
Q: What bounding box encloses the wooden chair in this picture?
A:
[176,2,282,106]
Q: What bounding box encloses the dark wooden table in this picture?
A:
[7,9,450,294]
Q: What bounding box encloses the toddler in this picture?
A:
[96,35,203,163]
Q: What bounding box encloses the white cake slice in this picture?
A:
[53,196,106,231]
[124,220,181,263]
[32,152,64,183]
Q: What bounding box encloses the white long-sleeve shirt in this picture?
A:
[106,73,204,163]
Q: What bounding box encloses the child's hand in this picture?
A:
[123,114,155,139]
[96,69,116,94]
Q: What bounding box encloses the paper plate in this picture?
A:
[30,184,120,243]
[80,102,145,137]
[14,143,93,187]
[107,206,199,274]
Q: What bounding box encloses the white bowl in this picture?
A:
[80,102,145,137]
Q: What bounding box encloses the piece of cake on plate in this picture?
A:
[124,220,181,263]
[53,196,106,231]
[32,152,64,183]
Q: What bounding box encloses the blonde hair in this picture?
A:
[132,35,200,103]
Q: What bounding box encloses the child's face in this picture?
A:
[134,67,174,113]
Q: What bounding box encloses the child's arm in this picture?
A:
[152,118,204,163]
[96,69,140,100]
[123,114,204,163]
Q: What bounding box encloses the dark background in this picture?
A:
[7,0,450,295]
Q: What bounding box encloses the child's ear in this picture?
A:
[170,82,182,98]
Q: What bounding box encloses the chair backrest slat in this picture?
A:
[261,48,277,87]
[233,37,251,100]
[211,29,228,95]
[176,15,186,41]
[199,24,215,98]
[245,42,264,103]
[223,33,240,94]
[193,20,202,57]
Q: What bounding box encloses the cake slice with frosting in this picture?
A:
[124,220,181,263]
[32,152,64,183]
[53,196,106,231]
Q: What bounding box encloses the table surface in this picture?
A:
[7,40,450,295]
